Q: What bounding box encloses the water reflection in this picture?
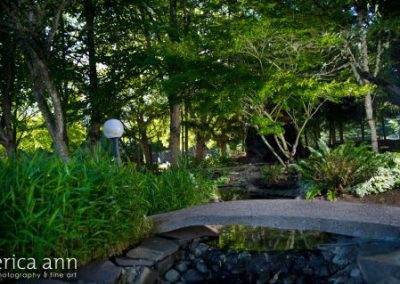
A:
[217,188,249,201]
[209,225,332,252]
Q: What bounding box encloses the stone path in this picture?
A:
[150,200,400,240]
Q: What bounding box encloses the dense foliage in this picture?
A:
[352,159,400,197]
[293,140,390,200]
[0,152,215,268]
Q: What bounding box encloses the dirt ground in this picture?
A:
[339,190,400,207]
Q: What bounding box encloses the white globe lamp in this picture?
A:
[103,119,124,166]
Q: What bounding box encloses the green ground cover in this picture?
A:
[0,152,215,268]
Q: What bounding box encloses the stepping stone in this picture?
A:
[126,237,179,264]
[76,260,122,284]
[115,257,154,267]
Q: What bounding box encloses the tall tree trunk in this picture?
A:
[84,0,101,149]
[140,138,151,164]
[304,131,309,148]
[27,51,69,160]
[2,0,69,160]
[184,104,189,154]
[219,139,227,156]
[167,0,181,166]
[361,119,365,142]
[169,103,181,165]
[381,117,386,140]
[338,121,344,144]
[0,32,17,157]
[195,131,206,162]
[349,5,379,152]
[328,119,336,146]
[138,117,152,164]
[365,94,379,151]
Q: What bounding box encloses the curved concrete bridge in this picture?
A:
[150,200,400,240]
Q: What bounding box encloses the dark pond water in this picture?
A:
[209,225,332,252]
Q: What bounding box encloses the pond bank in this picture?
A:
[72,225,400,284]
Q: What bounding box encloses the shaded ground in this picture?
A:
[338,190,400,207]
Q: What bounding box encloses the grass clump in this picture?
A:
[0,152,215,269]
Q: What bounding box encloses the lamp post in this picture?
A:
[103,119,124,166]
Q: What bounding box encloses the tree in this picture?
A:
[83,0,102,149]
[235,3,364,166]
[0,30,17,157]
[1,0,70,160]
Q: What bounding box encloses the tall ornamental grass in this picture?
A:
[0,152,215,267]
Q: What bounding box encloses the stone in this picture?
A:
[182,269,204,282]
[76,260,122,284]
[175,261,189,273]
[211,264,220,272]
[115,257,154,267]
[194,243,209,256]
[155,255,175,275]
[126,237,179,263]
[358,249,400,284]
[121,267,140,283]
[135,267,158,284]
[164,269,180,282]
[332,254,349,268]
[317,265,330,277]
[195,261,209,274]
[189,239,201,252]
[350,268,361,278]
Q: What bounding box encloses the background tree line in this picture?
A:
[0,0,399,164]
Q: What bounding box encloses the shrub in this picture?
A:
[352,159,400,197]
[292,140,387,200]
[0,152,215,269]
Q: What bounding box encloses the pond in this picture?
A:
[158,227,367,284]
[209,225,332,252]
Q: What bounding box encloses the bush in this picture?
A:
[0,152,215,269]
[292,140,388,200]
[352,159,400,197]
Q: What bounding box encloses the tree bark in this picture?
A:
[84,0,101,149]
[365,94,379,151]
[220,141,227,156]
[195,131,206,162]
[137,117,152,164]
[361,119,365,142]
[338,121,344,144]
[382,117,386,140]
[184,104,189,154]
[167,0,181,166]
[26,51,69,160]
[169,103,181,165]
[3,0,70,160]
[0,32,17,157]
[349,4,379,152]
